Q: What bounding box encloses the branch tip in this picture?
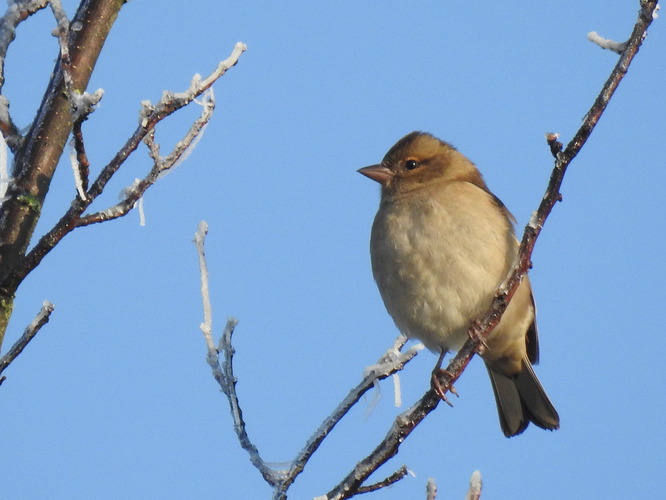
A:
[587,31,627,54]
[464,470,483,500]
[356,465,411,494]
[426,477,437,500]
[545,132,563,158]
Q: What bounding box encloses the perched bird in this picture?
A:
[359,131,559,437]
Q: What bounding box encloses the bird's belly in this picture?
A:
[371,198,508,352]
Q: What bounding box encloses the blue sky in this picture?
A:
[2,1,665,499]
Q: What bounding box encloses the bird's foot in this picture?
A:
[430,361,460,407]
[468,319,489,354]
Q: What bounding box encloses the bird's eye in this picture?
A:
[405,159,420,170]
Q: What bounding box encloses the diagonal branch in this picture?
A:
[76,90,216,226]
[325,1,659,497]
[0,300,54,381]
[355,466,411,495]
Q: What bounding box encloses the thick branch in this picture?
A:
[0,0,125,348]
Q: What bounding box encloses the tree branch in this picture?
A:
[0,300,54,382]
[355,466,410,495]
[77,89,216,226]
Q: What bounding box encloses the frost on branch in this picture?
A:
[587,31,627,54]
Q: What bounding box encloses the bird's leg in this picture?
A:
[430,349,459,406]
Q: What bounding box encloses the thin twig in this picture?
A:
[0,0,49,150]
[49,0,73,89]
[71,120,90,195]
[193,220,278,484]
[587,31,626,54]
[194,221,214,352]
[325,1,658,497]
[0,300,54,381]
[76,89,216,226]
[356,466,410,494]
[49,0,105,124]
[0,0,49,90]
[219,317,280,484]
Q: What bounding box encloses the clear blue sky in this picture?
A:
[2,1,665,499]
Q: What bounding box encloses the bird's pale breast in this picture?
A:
[370,181,519,353]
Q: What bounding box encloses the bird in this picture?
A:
[358,131,559,437]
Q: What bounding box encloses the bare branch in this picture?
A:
[70,119,91,197]
[76,89,216,227]
[0,0,49,150]
[194,221,278,484]
[194,220,214,353]
[355,466,411,495]
[49,0,73,88]
[0,300,54,381]
[326,390,441,499]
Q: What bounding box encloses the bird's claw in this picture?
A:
[430,368,459,406]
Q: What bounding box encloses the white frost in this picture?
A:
[587,31,626,54]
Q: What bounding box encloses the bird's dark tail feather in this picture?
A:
[486,360,560,438]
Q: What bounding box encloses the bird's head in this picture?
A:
[358,131,485,196]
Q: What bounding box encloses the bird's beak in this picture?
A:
[357,164,394,185]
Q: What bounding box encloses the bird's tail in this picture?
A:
[486,360,560,437]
